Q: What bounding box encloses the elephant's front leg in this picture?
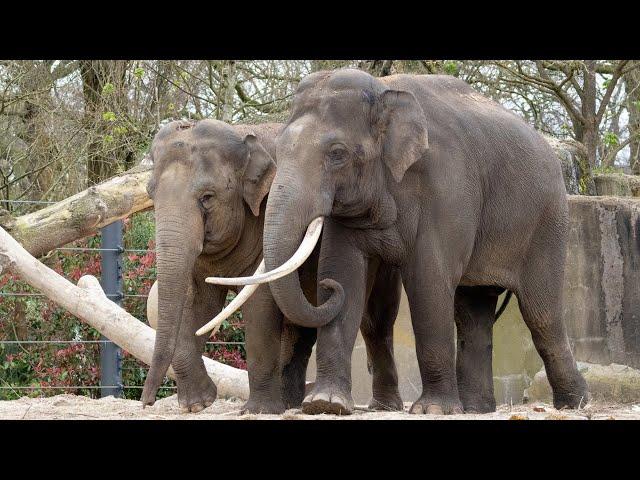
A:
[242,284,286,414]
[171,282,225,413]
[402,247,463,415]
[302,224,367,415]
[280,247,319,409]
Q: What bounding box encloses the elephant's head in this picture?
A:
[260,69,430,326]
[141,119,276,406]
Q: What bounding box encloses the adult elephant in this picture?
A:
[140,118,404,413]
[211,69,589,415]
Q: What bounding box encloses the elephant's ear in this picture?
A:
[242,134,277,216]
[145,149,157,198]
[380,89,429,183]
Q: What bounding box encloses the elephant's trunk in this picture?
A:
[262,170,344,328]
[141,201,203,406]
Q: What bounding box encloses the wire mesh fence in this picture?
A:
[0,202,247,401]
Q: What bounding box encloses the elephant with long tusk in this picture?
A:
[141,118,406,414]
[207,68,589,416]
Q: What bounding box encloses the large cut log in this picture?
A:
[0,225,249,400]
[0,163,154,258]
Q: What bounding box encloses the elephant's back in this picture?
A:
[382,74,565,198]
[383,74,568,274]
[382,74,549,156]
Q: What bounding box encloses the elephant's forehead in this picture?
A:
[312,94,373,136]
[285,92,370,141]
[294,87,371,117]
[158,161,189,182]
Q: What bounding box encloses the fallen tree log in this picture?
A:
[0,225,249,400]
[0,163,154,258]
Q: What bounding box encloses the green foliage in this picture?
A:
[113,125,128,136]
[593,165,624,175]
[443,61,460,76]
[102,111,116,122]
[604,131,619,147]
[101,82,115,96]
[133,67,145,79]
[123,211,155,250]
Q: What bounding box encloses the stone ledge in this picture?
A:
[524,362,640,404]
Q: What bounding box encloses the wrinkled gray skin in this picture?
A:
[140,119,404,413]
[263,69,589,415]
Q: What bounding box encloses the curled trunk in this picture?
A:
[262,177,344,328]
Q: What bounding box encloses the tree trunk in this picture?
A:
[626,63,640,174]
[575,61,598,194]
[80,61,132,186]
[221,61,237,123]
[0,226,249,400]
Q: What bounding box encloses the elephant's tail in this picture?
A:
[494,291,513,321]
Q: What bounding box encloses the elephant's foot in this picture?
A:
[409,393,463,415]
[240,397,286,415]
[459,389,496,413]
[552,382,589,410]
[176,374,218,413]
[281,364,309,409]
[462,400,496,414]
[368,387,404,411]
[302,384,354,415]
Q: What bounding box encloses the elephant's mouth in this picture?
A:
[195,217,325,336]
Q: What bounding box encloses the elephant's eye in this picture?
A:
[326,145,348,168]
[200,193,215,209]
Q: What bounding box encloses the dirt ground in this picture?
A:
[1,394,639,419]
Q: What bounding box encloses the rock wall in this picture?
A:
[306,196,640,406]
[544,135,586,195]
[564,196,640,369]
[594,173,640,197]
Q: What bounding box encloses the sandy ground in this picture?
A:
[1,394,639,419]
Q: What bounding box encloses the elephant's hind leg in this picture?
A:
[454,286,501,413]
[361,263,403,411]
[516,231,588,409]
[280,324,316,408]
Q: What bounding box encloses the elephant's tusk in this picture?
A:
[196,261,266,337]
[204,217,324,286]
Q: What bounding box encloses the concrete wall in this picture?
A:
[305,195,640,406]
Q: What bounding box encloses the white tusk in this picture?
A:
[196,261,266,337]
[204,217,324,286]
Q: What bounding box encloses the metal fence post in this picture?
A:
[99,220,123,398]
